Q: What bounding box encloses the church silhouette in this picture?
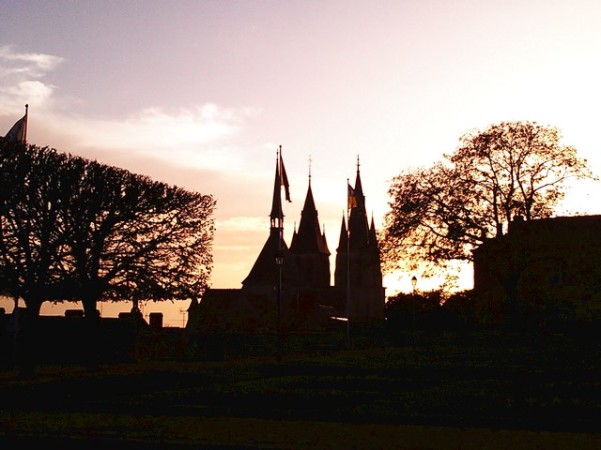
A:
[187,147,385,335]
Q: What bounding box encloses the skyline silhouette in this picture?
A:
[1,1,601,326]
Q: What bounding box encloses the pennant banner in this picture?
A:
[4,105,28,144]
[279,146,291,202]
[347,183,358,210]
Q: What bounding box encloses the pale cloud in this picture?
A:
[0,46,269,295]
[0,46,62,112]
[1,80,55,108]
[47,104,257,173]
[120,106,236,149]
[0,46,261,175]
[0,45,64,77]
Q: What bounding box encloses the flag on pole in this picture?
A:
[279,146,291,202]
[347,183,358,210]
[4,104,28,144]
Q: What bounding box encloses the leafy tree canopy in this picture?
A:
[0,139,216,316]
[381,121,596,283]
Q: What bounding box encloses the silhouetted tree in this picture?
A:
[0,142,71,314]
[60,157,215,318]
[1,142,216,316]
[385,290,443,341]
[0,141,74,374]
[0,140,215,370]
[381,121,595,279]
[440,289,475,330]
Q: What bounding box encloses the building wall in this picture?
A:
[473,215,601,326]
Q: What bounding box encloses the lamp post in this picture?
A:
[410,275,418,361]
[275,251,284,362]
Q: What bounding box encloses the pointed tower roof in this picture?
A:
[290,174,330,255]
[291,222,298,246]
[242,228,300,286]
[243,146,301,287]
[369,214,380,250]
[337,211,348,252]
[269,149,284,225]
[348,155,370,249]
[353,156,365,206]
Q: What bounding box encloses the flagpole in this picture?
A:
[274,145,286,362]
[346,179,351,350]
[277,147,282,362]
[23,104,28,145]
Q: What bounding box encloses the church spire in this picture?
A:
[290,155,329,255]
[269,145,290,229]
[348,155,369,250]
[337,211,348,251]
[353,155,365,208]
[288,155,331,287]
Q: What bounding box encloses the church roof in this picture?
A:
[242,228,301,286]
[337,211,348,252]
[290,180,330,255]
[347,158,371,250]
[369,215,380,250]
[244,145,303,287]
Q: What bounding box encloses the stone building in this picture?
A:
[473,215,601,327]
[187,149,385,335]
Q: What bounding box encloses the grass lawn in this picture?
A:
[1,330,600,448]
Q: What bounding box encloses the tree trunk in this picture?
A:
[82,293,101,370]
[17,295,43,378]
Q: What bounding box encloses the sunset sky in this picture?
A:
[2,1,601,326]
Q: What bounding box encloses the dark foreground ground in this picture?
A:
[1,330,600,449]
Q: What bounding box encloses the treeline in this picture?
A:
[385,290,475,338]
[0,138,216,319]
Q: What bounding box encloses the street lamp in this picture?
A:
[275,251,284,362]
[410,275,418,359]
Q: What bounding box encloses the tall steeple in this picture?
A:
[289,159,331,287]
[242,146,299,287]
[332,156,385,324]
[335,155,383,288]
[348,156,370,250]
[269,145,289,230]
[290,159,329,254]
[241,152,383,325]
[335,211,349,287]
